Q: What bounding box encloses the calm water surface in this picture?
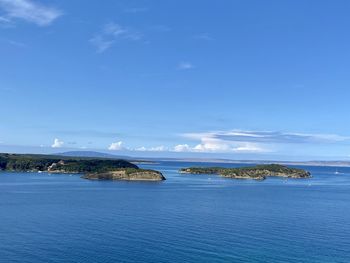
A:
[0,161,349,262]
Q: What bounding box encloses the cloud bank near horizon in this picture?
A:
[2,129,349,160]
[105,129,350,155]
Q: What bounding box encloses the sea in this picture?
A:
[0,161,349,263]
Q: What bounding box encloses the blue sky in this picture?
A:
[1,0,350,160]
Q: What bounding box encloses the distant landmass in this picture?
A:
[56,151,350,167]
[180,164,311,180]
[0,153,165,181]
[157,158,350,167]
[56,151,155,164]
[56,151,131,159]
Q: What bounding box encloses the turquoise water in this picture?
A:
[0,161,349,263]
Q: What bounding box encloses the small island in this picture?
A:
[0,153,165,181]
[82,168,165,181]
[179,164,311,180]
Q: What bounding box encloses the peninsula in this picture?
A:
[0,153,165,181]
[179,164,311,180]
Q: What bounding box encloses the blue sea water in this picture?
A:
[0,161,349,263]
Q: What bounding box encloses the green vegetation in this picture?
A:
[0,153,138,173]
[180,164,311,180]
[50,159,138,173]
[0,153,165,181]
[118,168,163,176]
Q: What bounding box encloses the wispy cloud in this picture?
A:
[3,38,27,47]
[90,36,113,53]
[0,16,14,28]
[183,130,350,144]
[0,15,10,23]
[178,62,194,70]
[51,138,64,148]
[90,22,142,53]
[106,129,345,154]
[175,129,350,154]
[0,0,62,26]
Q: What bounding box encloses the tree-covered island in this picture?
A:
[179,164,311,180]
[0,153,165,181]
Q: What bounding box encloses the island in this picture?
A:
[179,164,311,180]
[82,168,165,181]
[0,153,166,181]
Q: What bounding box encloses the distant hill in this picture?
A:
[56,151,131,159]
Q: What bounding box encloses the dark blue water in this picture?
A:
[1,162,349,263]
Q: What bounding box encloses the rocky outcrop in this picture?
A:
[81,168,166,181]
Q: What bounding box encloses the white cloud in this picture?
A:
[177,131,270,153]
[149,145,167,151]
[192,138,264,153]
[178,62,194,70]
[106,138,266,154]
[135,145,167,152]
[172,138,265,154]
[231,144,265,153]
[173,144,191,152]
[135,146,147,151]
[108,141,124,151]
[0,0,62,26]
[108,142,167,152]
[51,138,64,148]
[193,138,231,152]
[90,22,142,53]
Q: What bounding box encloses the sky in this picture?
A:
[1,0,350,161]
